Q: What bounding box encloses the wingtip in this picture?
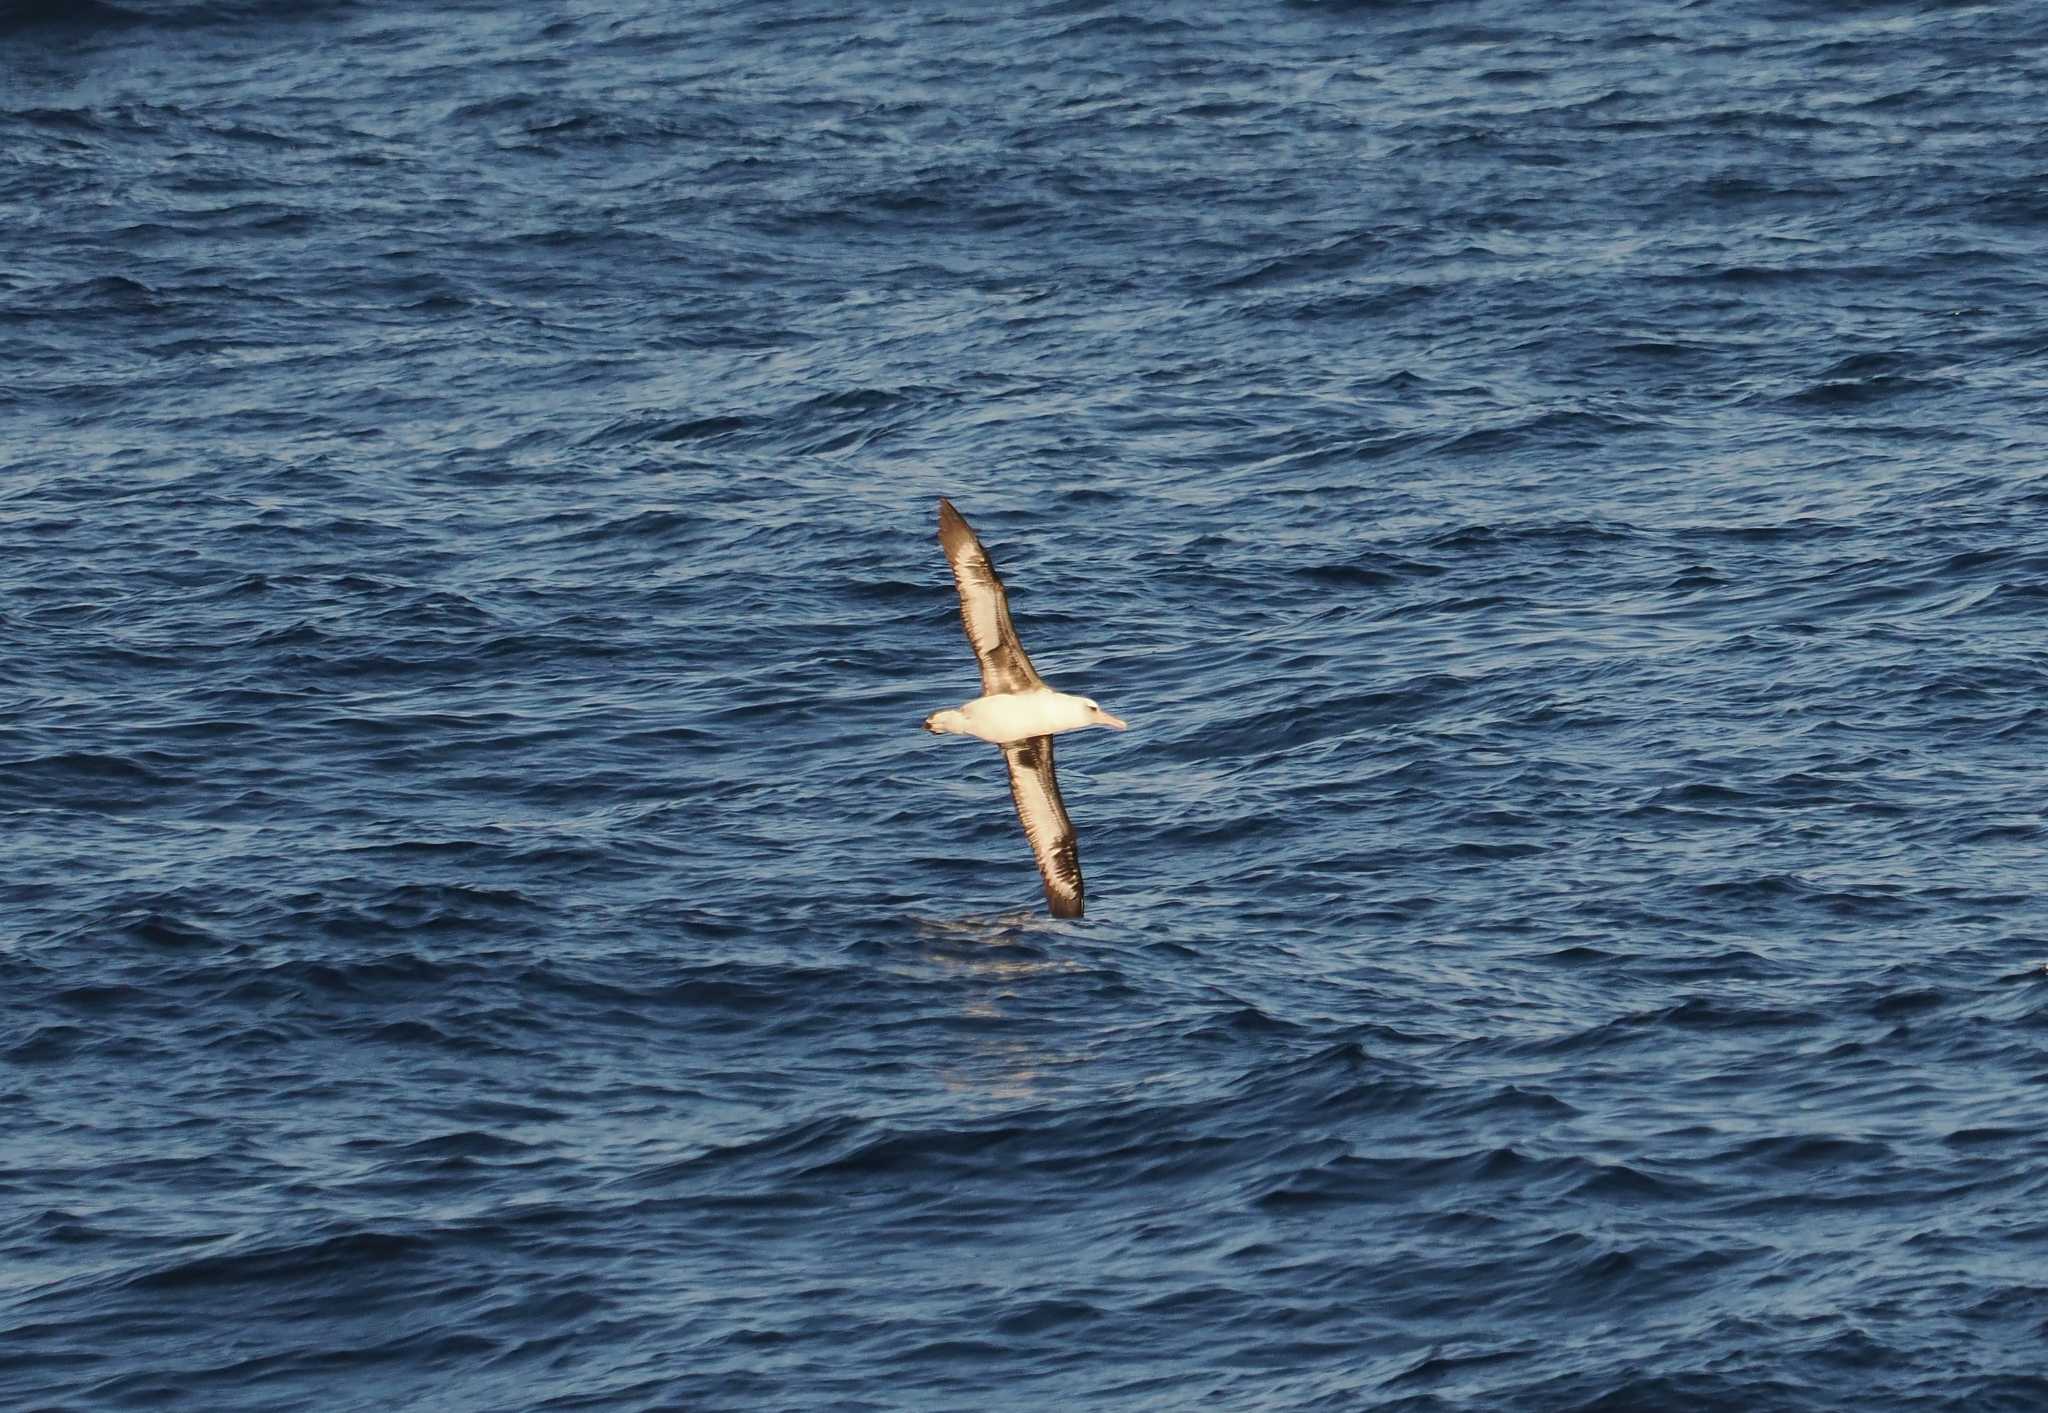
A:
[937,497,976,546]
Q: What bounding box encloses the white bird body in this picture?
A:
[924,498,1127,917]
[925,688,1128,745]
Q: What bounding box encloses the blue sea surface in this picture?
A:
[6,1,2048,1408]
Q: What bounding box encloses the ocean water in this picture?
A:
[5,1,2048,1408]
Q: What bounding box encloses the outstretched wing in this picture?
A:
[1002,735,1083,918]
[938,498,1045,696]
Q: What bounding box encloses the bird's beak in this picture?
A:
[1097,711,1128,731]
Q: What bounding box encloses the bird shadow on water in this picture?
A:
[901,908,1088,985]
[898,910,1102,1106]
[911,908,1072,951]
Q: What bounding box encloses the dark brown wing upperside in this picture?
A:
[938,498,1044,696]
[1002,735,1083,918]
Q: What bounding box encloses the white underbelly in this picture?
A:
[958,691,1065,744]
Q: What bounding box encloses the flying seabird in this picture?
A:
[924,498,1127,918]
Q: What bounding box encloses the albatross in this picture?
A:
[924,498,1127,918]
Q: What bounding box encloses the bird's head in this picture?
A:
[1076,696,1128,731]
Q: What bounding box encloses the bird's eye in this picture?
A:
[1082,699,1096,709]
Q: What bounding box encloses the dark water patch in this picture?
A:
[0,1,145,37]
[126,1229,430,1293]
[1775,373,1956,410]
[7,1024,92,1063]
[376,1130,538,1159]
[1184,1004,1305,1042]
